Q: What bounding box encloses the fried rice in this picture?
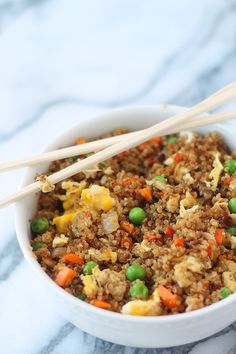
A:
[30,129,236,316]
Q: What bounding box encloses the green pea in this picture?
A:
[224,160,236,176]
[154,175,166,183]
[86,152,94,157]
[229,198,236,213]
[31,217,49,235]
[227,226,236,235]
[165,136,178,146]
[32,242,44,251]
[130,282,148,299]
[68,156,78,163]
[83,261,97,275]
[220,287,231,299]
[126,264,146,281]
[77,293,86,301]
[129,207,146,225]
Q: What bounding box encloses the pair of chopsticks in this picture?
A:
[1,81,236,209]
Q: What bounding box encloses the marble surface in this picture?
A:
[1,0,236,353]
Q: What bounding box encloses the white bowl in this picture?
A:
[15,105,236,348]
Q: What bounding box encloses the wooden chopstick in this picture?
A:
[1,81,236,209]
[1,109,236,173]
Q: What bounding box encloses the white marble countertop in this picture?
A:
[1,0,236,353]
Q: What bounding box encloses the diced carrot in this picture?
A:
[158,191,164,197]
[123,178,132,187]
[146,156,155,166]
[120,221,134,234]
[165,225,175,237]
[138,137,162,151]
[174,152,185,163]
[207,240,214,259]
[173,237,185,247]
[117,151,126,158]
[149,137,162,143]
[75,138,86,145]
[63,253,84,265]
[168,143,175,151]
[90,299,111,309]
[120,238,133,249]
[138,142,148,151]
[122,176,139,187]
[55,266,76,287]
[215,229,224,246]
[223,176,232,185]
[203,280,209,289]
[158,285,182,310]
[145,232,157,242]
[140,187,153,201]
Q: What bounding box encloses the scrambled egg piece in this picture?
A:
[212,196,228,210]
[166,196,180,213]
[179,131,194,143]
[223,272,236,292]
[58,180,86,210]
[53,212,78,233]
[81,275,98,298]
[229,178,236,190]
[36,175,55,193]
[164,157,174,166]
[101,210,119,234]
[81,185,115,212]
[230,236,236,250]
[174,256,203,288]
[121,289,162,316]
[52,234,69,248]
[88,248,117,263]
[92,267,127,301]
[185,296,203,312]
[174,167,189,183]
[101,249,117,263]
[230,214,236,226]
[183,173,194,185]
[104,166,114,175]
[208,152,223,191]
[150,179,167,191]
[83,163,101,179]
[179,192,198,218]
[224,259,236,272]
[132,241,151,257]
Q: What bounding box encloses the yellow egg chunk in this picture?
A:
[208,152,223,191]
[121,289,162,316]
[81,275,98,298]
[53,212,77,233]
[81,185,115,212]
[52,234,69,248]
[101,249,117,263]
[63,198,74,210]
[121,299,162,316]
[58,180,87,210]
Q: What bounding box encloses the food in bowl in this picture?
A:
[30,128,236,316]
